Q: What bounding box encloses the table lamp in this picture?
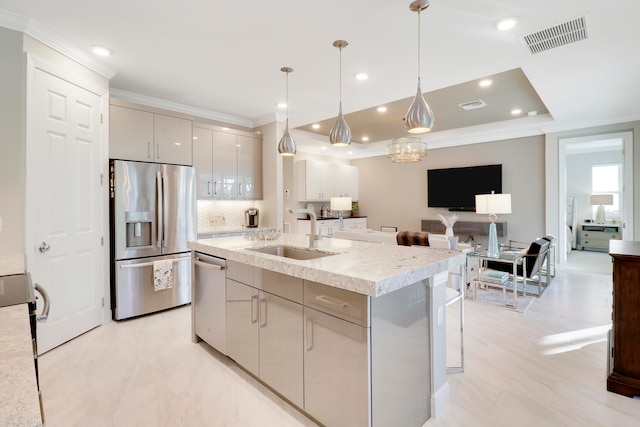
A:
[475,191,511,257]
[330,196,352,231]
[590,194,613,224]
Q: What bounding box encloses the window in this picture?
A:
[592,163,621,220]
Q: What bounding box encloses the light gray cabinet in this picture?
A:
[193,123,262,200]
[226,278,260,375]
[109,102,192,165]
[225,262,304,407]
[303,280,370,427]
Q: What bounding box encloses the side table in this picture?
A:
[466,249,527,309]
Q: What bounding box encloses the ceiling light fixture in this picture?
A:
[386,136,427,163]
[496,17,518,31]
[405,0,434,134]
[377,106,388,113]
[91,45,112,56]
[511,108,522,115]
[329,40,352,147]
[355,72,368,81]
[277,67,296,156]
[478,78,493,87]
[312,123,320,129]
[361,136,369,142]
[277,102,287,109]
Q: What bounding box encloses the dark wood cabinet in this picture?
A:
[421,219,507,237]
[608,240,640,398]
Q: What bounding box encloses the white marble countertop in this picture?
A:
[198,225,272,236]
[0,305,42,427]
[188,234,466,297]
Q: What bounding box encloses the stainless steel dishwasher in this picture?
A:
[192,252,227,354]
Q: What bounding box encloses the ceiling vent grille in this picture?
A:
[522,16,588,54]
[459,100,487,111]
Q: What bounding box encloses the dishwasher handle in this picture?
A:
[194,257,226,270]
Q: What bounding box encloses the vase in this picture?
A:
[445,226,454,238]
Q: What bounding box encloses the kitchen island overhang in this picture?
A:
[188,234,466,426]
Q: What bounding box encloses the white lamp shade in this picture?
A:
[589,194,613,205]
[330,197,352,211]
[475,193,512,214]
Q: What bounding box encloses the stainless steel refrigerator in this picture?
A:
[109,160,196,320]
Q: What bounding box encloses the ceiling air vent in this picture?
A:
[459,100,487,111]
[522,16,588,54]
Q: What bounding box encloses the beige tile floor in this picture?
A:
[38,251,640,427]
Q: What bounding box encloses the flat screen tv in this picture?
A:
[427,164,502,211]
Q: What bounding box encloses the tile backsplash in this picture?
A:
[197,200,265,231]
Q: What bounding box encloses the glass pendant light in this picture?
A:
[386,136,427,163]
[405,0,435,134]
[329,40,352,147]
[277,67,296,156]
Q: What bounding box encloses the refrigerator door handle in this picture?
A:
[162,171,169,248]
[156,170,163,248]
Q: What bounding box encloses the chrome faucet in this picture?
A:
[289,208,320,247]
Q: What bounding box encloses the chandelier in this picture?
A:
[386,136,427,163]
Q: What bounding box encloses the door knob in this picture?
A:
[37,242,50,253]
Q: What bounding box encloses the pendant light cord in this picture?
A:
[417,8,421,84]
[339,45,343,105]
[285,71,289,122]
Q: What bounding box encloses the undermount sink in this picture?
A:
[247,245,337,260]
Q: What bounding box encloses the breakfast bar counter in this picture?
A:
[188,233,465,297]
[189,234,465,426]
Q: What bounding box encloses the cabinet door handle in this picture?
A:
[305,317,313,351]
[213,181,218,196]
[156,142,160,160]
[315,294,348,308]
[260,297,267,327]
[207,181,212,195]
[251,293,258,324]
[238,182,242,197]
[147,142,152,159]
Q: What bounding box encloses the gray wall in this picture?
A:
[0,28,26,258]
[352,135,546,246]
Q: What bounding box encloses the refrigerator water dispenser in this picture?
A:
[125,211,153,247]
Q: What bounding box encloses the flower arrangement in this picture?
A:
[438,213,458,237]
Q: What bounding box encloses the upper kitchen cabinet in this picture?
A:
[333,163,359,200]
[295,160,359,201]
[109,99,193,166]
[295,160,333,201]
[193,123,262,200]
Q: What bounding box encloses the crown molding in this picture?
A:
[110,89,254,129]
[0,8,117,79]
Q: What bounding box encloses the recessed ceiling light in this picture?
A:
[91,45,112,56]
[355,72,368,81]
[277,102,287,109]
[312,123,320,129]
[361,136,369,142]
[496,17,518,31]
[193,136,198,140]
[478,79,493,87]
[528,110,538,116]
[377,106,387,113]
[321,146,327,150]
[511,108,523,115]
[222,127,229,130]
[347,151,353,155]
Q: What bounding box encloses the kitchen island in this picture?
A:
[188,234,465,426]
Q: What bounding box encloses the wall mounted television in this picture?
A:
[427,164,502,211]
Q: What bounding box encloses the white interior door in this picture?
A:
[28,67,104,354]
